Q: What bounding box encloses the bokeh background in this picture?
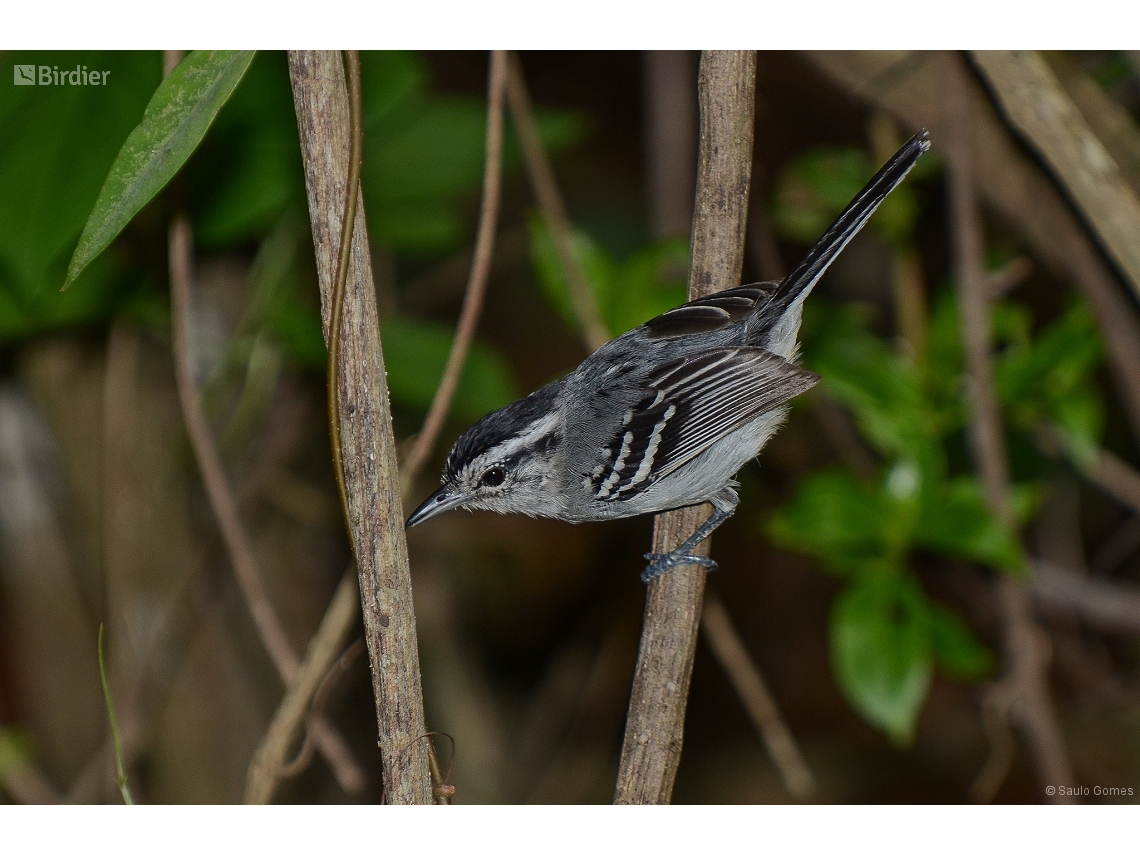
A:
[2,50,1140,804]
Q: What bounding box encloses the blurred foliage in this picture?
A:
[767,144,1105,743]
[7,50,574,423]
[527,215,689,338]
[0,51,162,340]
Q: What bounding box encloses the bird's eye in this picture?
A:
[480,466,506,488]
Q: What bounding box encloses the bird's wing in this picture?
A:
[642,283,775,339]
[588,347,818,502]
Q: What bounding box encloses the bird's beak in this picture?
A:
[405,484,469,529]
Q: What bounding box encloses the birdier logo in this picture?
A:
[13,64,111,86]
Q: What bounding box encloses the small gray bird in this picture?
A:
[407,130,930,582]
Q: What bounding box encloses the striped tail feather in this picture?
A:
[750,129,931,336]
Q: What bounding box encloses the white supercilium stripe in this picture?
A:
[493,411,560,461]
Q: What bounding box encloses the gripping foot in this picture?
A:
[641,551,718,583]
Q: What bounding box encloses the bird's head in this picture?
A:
[405,386,566,529]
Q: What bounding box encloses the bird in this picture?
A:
[406,129,931,582]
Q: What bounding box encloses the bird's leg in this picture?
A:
[641,486,739,583]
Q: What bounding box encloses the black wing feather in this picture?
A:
[590,347,818,501]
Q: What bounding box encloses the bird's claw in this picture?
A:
[640,551,718,583]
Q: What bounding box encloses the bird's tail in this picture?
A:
[749,129,930,340]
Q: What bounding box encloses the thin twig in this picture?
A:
[280,638,366,779]
[96,624,132,804]
[288,50,432,804]
[701,592,814,799]
[943,50,1076,804]
[244,570,359,804]
[614,50,757,805]
[505,52,610,353]
[401,50,508,489]
[168,214,366,796]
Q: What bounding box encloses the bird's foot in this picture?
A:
[640,551,718,583]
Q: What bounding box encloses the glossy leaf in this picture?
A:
[65,50,255,288]
[830,574,932,745]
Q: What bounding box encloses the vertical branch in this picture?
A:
[287,50,432,804]
[942,51,1076,804]
[614,50,757,805]
[402,50,508,488]
[505,53,610,353]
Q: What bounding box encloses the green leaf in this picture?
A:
[929,602,993,680]
[380,316,519,421]
[766,469,898,574]
[606,238,689,335]
[64,50,255,288]
[0,52,161,336]
[802,301,943,482]
[914,476,1028,573]
[830,574,932,745]
[189,52,304,248]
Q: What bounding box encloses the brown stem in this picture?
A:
[505,52,610,353]
[701,592,814,800]
[643,50,813,802]
[943,51,1076,804]
[1032,561,1140,634]
[970,51,1140,302]
[614,50,757,805]
[401,50,508,489]
[287,50,432,804]
[244,570,359,804]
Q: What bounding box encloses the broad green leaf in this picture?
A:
[830,574,932,745]
[380,316,519,421]
[65,50,256,288]
[0,51,160,337]
[766,469,897,574]
[929,602,993,680]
